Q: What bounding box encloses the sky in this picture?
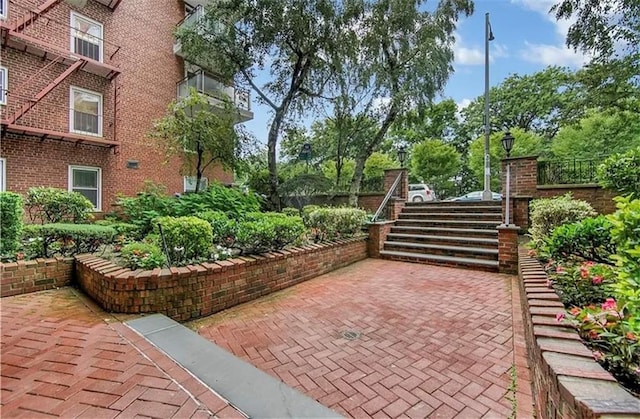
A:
[242,0,588,145]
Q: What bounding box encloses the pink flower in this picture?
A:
[569,307,581,316]
[585,261,595,267]
[601,298,617,311]
[546,279,552,288]
[580,268,589,279]
[592,276,604,285]
[556,312,565,323]
[593,351,604,361]
[556,266,565,273]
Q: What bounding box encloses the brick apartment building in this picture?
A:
[0,0,253,213]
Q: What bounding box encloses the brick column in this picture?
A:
[501,156,538,231]
[368,221,394,258]
[498,225,520,274]
[383,169,408,200]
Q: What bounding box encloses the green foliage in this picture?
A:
[237,212,306,253]
[411,139,461,197]
[301,205,320,226]
[94,220,141,241]
[281,207,300,217]
[153,216,213,264]
[25,187,94,224]
[548,261,616,307]
[597,146,640,196]
[121,242,166,270]
[544,216,616,264]
[194,210,237,247]
[279,173,332,209]
[306,207,367,242]
[0,192,24,256]
[321,160,355,187]
[22,223,116,258]
[118,182,177,236]
[529,194,597,246]
[174,183,261,218]
[363,152,395,180]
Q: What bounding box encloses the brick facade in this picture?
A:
[1,0,234,212]
[75,238,368,322]
[1,257,74,297]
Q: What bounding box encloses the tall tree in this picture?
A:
[151,90,249,193]
[393,99,461,144]
[176,0,361,209]
[411,139,461,198]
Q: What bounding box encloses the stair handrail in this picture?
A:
[371,172,402,222]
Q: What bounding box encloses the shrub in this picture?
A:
[301,205,320,226]
[543,216,616,264]
[0,192,24,256]
[153,216,213,264]
[121,242,166,270]
[282,207,300,217]
[25,187,94,224]
[243,212,306,250]
[597,146,640,196]
[306,207,368,242]
[173,183,261,218]
[235,220,277,255]
[194,211,237,247]
[118,182,177,236]
[529,194,596,246]
[548,261,616,308]
[94,220,140,240]
[22,223,116,258]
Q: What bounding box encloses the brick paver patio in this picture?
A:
[190,259,533,418]
[0,288,244,418]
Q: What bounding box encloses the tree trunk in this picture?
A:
[267,109,285,211]
[195,141,204,193]
[348,156,366,206]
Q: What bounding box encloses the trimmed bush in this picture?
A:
[94,220,141,240]
[153,216,213,264]
[529,194,596,246]
[194,210,237,247]
[306,207,368,242]
[25,187,94,224]
[23,223,116,258]
[282,207,300,217]
[597,146,640,196]
[243,212,306,250]
[121,242,166,270]
[544,216,616,264]
[301,205,320,225]
[0,192,24,256]
[235,220,277,255]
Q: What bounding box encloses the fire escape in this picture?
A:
[0,0,122,148]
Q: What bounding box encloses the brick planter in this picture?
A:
[75,237,368,322]
[1,257,74,297]
[517,248,640,418]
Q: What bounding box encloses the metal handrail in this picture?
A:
[371,172,402,222]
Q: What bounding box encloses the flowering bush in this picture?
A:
[547,261,616,307]
[543,215,615,264]
[121,242,166,270]
[529,194,596,247]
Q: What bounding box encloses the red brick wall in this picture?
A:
[367,221,394,258]
[1,257,74,297]
[75,238,368,322]
[536,185,617,215]
[284,193,385,213]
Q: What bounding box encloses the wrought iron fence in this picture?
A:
[334,177,384,193]
[537,159,600,185]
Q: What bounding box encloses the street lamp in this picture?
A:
[398,146,407,168]
[482,12,495,201]
[501,131,515,226]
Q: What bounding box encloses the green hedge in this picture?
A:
[305,207,368,242]
[194,210,237,247]
[94,220,140,240]
[238,212,306,252]
[529,194,597,246]
[543,216,616,264]
[153,216,213,264]
[0,192,24,256]
[23,223,116,258]
[25,187,94,224]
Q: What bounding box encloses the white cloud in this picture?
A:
[371,96,391,112]
[453,32,509,66]
[520,41,589,67]
[457,98,472,110]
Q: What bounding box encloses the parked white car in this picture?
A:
[408,184,435,202]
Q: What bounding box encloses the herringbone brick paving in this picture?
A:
[190,259,533,418]
[0,288,245,418]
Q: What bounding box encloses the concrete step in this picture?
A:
[402,205,502,214]
[379,250,499,272]
[389,226,498,238]
[386,233,498,248]
[395,219,501,230]
[383,241,498,261]
[398,212,503,220]
[405,201,502,208]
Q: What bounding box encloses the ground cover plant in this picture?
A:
[529,195,640,394]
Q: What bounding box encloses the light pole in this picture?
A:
[482,12,495,201]
[501,131,515,226]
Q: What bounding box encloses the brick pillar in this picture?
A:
[368,221,394,258]
[383,168,408,200]
[501,156,538,231]
[387,198,406,221]
[498,225,520,274]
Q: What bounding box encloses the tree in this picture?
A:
[468,128,545,191]
[411,139,461,198]
[176,0,360,209]
[393,99,461,144]
[151,89,249,193]
[364,152,396,181]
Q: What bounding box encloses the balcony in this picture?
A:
[177,71,253,122]
[173,5,226,73]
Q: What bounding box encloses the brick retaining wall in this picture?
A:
[517,248,640,417]
[1,257,74,297]
[75,238,368,322]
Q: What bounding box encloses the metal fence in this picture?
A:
[537,159,600,185]
[334,177,384,193]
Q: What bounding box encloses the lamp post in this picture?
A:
[501,131,515,226]
[398,146,407,168]
[482,12,495,201]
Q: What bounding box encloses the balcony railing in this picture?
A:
[177,71,251,112]
[537,159,601,185]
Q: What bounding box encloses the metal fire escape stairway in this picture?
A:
[380,201,502,272]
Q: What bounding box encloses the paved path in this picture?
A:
[0,288,245,418]
[190,259,533,418]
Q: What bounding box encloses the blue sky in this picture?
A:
[243,0,587,145]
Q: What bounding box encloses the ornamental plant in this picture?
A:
[0,192,24,257]
[305,207,368,242]
[195,210,237,247]
[153,216,213,264]
[529,194,596,247]
[548,261,616,308]
[597,146,640,196]
[22,223,116,258]
[25,187,95,224]
[121,242,166,270]
[543,216,616,264]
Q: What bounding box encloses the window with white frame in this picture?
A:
[0,158,6,192]
[184,176,208,192]
[0,66,7,105]
[70,87,102,136]
[70,12,103,62]
[69,166,101,210]
[0,0,7,20]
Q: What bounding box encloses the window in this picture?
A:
[0,0,7,20]
[69,166,101,210]
[70,12,103,62]
[0,66,6,105]
[0,158,5,192]
[184,176,207,192]
[70,87,102,136]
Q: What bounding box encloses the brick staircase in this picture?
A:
[379,201,503,272]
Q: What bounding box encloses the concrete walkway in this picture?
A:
[1,258,533,418]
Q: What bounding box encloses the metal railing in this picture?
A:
[177,71,251,112]
[371,173,402,222]
[176,4,225,35]
[537,159,600,185]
